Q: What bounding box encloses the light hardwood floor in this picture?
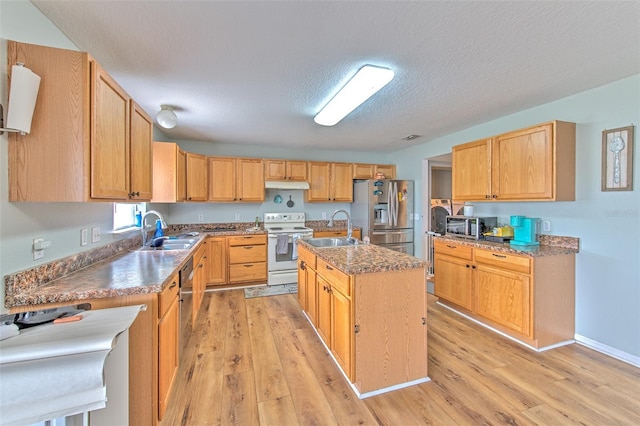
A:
[161,290,640,425]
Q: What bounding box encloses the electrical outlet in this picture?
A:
[235,213,240,221]
[198,214,204,222]
[81,228,88,246]
[542,220,551,232]
[33,238,44,260]
[92,227,101,243]
[322,212,327,220]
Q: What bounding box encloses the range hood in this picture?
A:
[265,180,310,190]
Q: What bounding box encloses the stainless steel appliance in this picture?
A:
[178,256,193,334]
[352,179,414,254]
[264,212,314,286]
[445,216,497,240]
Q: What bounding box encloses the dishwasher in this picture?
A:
[179,256,194,337]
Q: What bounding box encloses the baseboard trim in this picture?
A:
[575,334,640,368]
[436,301,574,352]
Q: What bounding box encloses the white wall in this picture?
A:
[394,75,640,358]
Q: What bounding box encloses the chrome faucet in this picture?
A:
[328,209,353,241]
[141,210,168,247]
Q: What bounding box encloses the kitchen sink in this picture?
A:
[139,238,197,251]
[305,237,358,248]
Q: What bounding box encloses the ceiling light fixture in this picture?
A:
[314,64,394,127]
[156,105,177,129]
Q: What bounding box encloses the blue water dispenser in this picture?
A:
[509,215,540,246]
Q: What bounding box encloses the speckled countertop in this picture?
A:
[434,234,579,257]
[298,240,426,275]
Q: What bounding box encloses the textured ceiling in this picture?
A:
[31,1,640,152]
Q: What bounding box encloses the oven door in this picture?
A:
[267,233,298,271]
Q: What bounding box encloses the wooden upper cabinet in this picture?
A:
[129,101,153,200]
[452,138,492,201]
[208,157,264,202]
[7,40,152,202]
[265,159,308,181]
[185,152,208,201]
[152,142,186,202]
[452,121,575,202]
[306,162,353,202]
[374,164,396,179]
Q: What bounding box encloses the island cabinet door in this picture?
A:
[316,275,332,346]
[331,287,353,380]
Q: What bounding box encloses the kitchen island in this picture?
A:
[296,240,428,398]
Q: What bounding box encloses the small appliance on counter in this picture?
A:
[445,216,497,240]
[509,215,540,246]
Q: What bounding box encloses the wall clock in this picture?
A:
[602,125,634,191]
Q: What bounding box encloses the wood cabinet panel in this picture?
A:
[90,61,131,200]
[331,286,353,379]
[306,162,353,202]
[474,248,530,274]
[186,152,208,201]
[158,274,179,317]
[209,157,264,202]
[434,254,473,310]
[331,163,354,201]
[152,142,184,203]
[452,121,575,202]
[374,164,396,179]
[129,101,153,200]
[229,263,267,283]
[433,239,473,260]
[306,162,331,201]
[313,229,361,240]
[229,244,267,263]
[317,274,332,346]
[227,235,267,246]
[265,159,307,181]
[317,258,351,297]
[158,291,179,419]
[474,265,531,336]
[207,237,227,285]
[452,138,492,201]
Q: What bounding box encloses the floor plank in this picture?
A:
[160,290,640,426]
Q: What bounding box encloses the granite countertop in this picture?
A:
[6,239,202,308]
[434,234,579,257]
[305,220,360,233]
[298,240,426,275]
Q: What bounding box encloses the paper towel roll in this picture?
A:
[6,64,41,134]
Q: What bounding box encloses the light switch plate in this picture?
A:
[542,220,551,232]
[92,227,101,243]
[33,238,44,260]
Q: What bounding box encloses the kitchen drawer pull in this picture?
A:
[243,246,254,250]
[446,245,457,249]
[491,253,507,258]
[325,264,334,270]
[243,264,254,268]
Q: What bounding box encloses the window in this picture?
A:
[113,203,146,232]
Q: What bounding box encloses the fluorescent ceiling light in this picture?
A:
[314,65,394,126]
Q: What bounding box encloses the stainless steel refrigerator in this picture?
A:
[351,179,414,255]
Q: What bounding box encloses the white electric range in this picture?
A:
[264,212,314,286]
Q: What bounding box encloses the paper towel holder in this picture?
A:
[0,62,41,136]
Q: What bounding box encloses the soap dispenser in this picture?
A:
[153,219,164,239]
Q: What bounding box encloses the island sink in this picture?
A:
[305,237,358,248]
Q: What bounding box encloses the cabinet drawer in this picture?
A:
[317,258,351,297]
[228,235,267,246]
[474,249,530,274]
[298,246,316,270]
[314,230,346,238]
[434,240,473,261]
[229,244,267,264]
[229,262,267,283]
[159,273,179,318]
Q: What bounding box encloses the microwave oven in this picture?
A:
[445,216,498,240]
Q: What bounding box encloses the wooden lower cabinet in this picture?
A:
[297,245,427,395]
[157,272,180,420]
[207,237,227,285]
[434,238,575,349]
[192,241,207,326]
[227,235,267,284]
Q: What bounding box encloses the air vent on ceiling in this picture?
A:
[402,134,422,141]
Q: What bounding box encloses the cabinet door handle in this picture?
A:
[300,261,306,270]
[472,265,476,269]
[325,265,334,270]
[169,281,177,289]
[491,253,507,258]
[466,264,470,268]
[492,195,498,199]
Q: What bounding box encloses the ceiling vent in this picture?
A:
[402,134,422,141]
